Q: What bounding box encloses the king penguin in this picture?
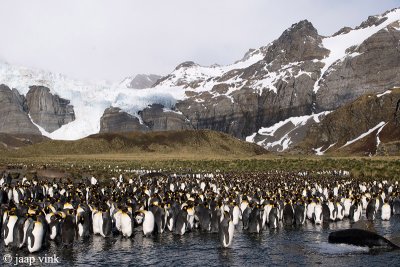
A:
[219,211,234,248]
[174,206,188,236]
[61,210,75,246]
[3,208,18,246]
[381,199,391,221]
[26,215,45,253]
[136,210,155,236]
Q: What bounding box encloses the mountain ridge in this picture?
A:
[0,8,399,155]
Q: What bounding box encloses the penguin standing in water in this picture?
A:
[166,203,177,232]
[381,199,391,221]
[196,203,211,232]
[120,208,133,237]
[268,204,279,229]
[366,198,376,221]
[136,210,154,236]
[210,203,221,233]
[174,206,188,235]
[150,203,166,234]
[3,208,18,246]
[392,197,400,215]
[26,215,45,253]
[313,201,323,225]
[101,209,113,237]
[93,208,112,237]
[61,210,75,246]
[335,201,345,221]
[241,204,252,230]
[328,199,338,221]
[283,200,294,226]
[349,200,362,223]
[231,202,240,227]
[48,213,63,241]
[76,211,91,238]
[92,209,103,236]
[219,211,234,248]
[322,202,331,223]
[186,204,195,231]
[248,205,262,233]
[294,201,306,226]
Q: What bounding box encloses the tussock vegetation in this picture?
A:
[0,130,398,181]
[0,156,399,181]
[3,130,266,158]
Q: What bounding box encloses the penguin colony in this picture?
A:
[1,170,399,253]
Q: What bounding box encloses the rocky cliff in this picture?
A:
[0,8,399,155]
[315,20,400,111]
[99,107,149,133]
[0,84,41,135]
[26,86,75,133]
[297,88,400,155]
[154,20,329,139]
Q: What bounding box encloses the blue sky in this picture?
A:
[0,0,398,82]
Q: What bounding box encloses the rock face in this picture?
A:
[123,74,161,89]
[316,21,400,111]
[299,88,400,155]
[100,104,192,133]
[1,8,400,154]
[140,104,193,131]
[26,86,75,133]
[169,20,328,139]
[0,84,41,135]
[99,107,149,133]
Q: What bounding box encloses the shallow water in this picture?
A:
[1,216,399,266]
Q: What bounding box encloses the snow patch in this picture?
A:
[376,90,392,97]
[314,143,336,156]
[341,122,386,148]
[246,111,330,151]
[376,122,388,148]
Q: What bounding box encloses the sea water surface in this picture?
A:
[1,216,399,266]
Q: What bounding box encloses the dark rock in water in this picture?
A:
[328,229,400,249]
[99,107,149,133]
[26,86,75,133]
[0,84,41,135]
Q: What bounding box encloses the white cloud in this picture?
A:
[0,0,398,82]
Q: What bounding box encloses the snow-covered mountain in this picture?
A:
[0,8,399,154]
